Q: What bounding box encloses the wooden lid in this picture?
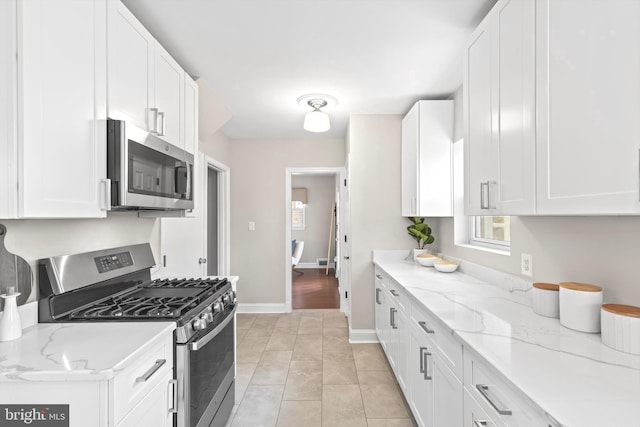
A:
[533,282,559,291]
[602,304,640,318]
[559,282,602,292]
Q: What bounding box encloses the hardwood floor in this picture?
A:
[292,268,339,309]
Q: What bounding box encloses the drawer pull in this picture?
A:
[476,384,512,416]
[423,349,432,380]
[474,420,488,427]
[168,379,178,413]
[418,321,435,334]
[375,288,381,304]
[136,359,166,383]
[419,346,427,374]
[390,308,398,329]
[390,290,400,297]
[376,274,383,280]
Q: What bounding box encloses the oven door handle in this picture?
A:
[188,305,237,351]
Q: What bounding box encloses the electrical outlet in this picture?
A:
[521,253,533,277]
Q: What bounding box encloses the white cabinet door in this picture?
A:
[402,101,454,217]
[432,352,462,427]
[464,14,495,215]
[408,326,434,427]
[374,275,388,352]
[401,103,419,216]
[19,0,107,218]
[154,44,184,148]
[183,74,198,155]
[465,0,535,216]
[464,388,498,427]
[107,0,154,131]
[0,0,18,218]
[536,0,640,214]
[390,307,409,393]
[116,370,174,427]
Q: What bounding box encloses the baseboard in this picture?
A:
[237,303,287,314]
[297,262,337,269]
[348,328,379,343]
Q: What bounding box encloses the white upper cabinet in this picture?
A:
[466,0,640,216]
[402,100,454,217]
[183,75,199,155]
[107,0,154,132]
[464,0,535,216]
[535,0,640,214]
[107,0,185,149]
[1,0,108,218]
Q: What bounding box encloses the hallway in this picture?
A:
[292,269,340,309]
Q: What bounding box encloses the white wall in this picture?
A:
[230,138,344,304]
[348,115,415,330]
[291,175,336,265]
[1,213,160,302]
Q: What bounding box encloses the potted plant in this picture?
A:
[407,217,435,259]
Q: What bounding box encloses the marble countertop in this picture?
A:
[373,251,640,427]
[0,322,175,382]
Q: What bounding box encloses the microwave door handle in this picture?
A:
[174,161,188,197]
[188,305,237,351]
[185,162,192,200]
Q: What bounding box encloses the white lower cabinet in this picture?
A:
[408,313,462,427]
[464,388,498,427]
[116,370,174,427]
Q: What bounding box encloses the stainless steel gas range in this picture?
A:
[37,243,235,427]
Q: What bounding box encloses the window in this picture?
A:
[471,216,511,249]
[292,201,306,230]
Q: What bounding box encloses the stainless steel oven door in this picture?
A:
[176,307,236,427]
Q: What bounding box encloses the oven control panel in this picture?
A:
[94,251,134,273]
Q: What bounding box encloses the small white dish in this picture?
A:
[415,254,440,267]
[433,260,458,273]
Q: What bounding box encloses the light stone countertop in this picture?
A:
[0,322,175,382]
[373,250,640,427]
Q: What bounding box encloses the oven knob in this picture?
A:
[193,316,209,331]
[213,301,224,313]
[205,311,214,322]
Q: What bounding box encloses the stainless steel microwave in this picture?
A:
[107,119,194,211]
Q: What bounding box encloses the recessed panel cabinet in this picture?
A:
[465,0,640,215]
[1,0,108,218]
[107,0,185,149]
[401,100,454,217]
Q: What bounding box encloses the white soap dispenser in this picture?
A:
[0,287,22,341]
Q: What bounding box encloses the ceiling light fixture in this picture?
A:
[297,93,338,133]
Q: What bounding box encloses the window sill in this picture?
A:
[455,242,510,256]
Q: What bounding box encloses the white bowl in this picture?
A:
[415,255,440,267]
[433,260,458,273]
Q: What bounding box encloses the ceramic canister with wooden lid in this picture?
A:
[559,282,603,333]
[601,304,640,355]
[532,283,560,318]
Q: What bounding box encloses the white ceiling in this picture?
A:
[122,0,496,140]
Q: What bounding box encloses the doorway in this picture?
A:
[285,167,349,315]
[207,167,219,276]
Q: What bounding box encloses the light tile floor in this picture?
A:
[225,309,417,427]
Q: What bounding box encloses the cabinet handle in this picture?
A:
[198,258,207,264]
[375,274,383,280]
[99,178,111,211]
[390,290,399,297]
[168,379,178,414]
[411,197,416,215]
[136,359,166,382]
[390,308,398,329]
[480,181,490,209]
[157,111,166,136]
[375,288,381,304]
[149,108,159,134]
[419,346,427,375]
[423,349,432,380]
[418,321,435,334]
[473,420,488,427]
[476,384,512,416]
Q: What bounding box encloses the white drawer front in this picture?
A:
[388,279,409,312]
[112,333,173,424]
[464,388,499,427]
[411,301,463,379]
[464,351,550,427]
